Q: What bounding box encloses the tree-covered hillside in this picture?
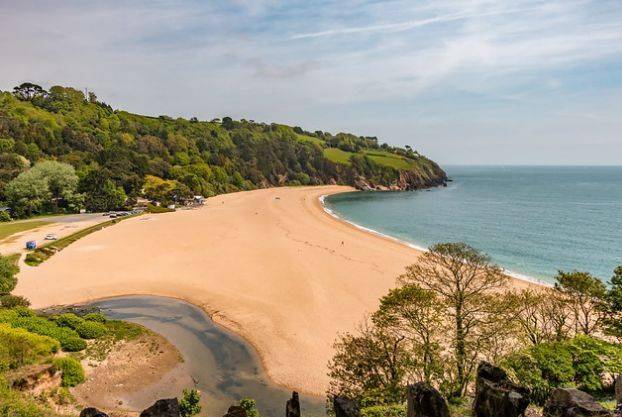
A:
[0,84,446,217]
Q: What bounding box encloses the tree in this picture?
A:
[4,169,51,217]
[601,266,622,338]
[0,254,19,294]
[79,169,127,212]
[12,83,47,101]
[327,318,411,405]
[239,398,259,417]
[504,288,571,345]
[29,160,83,211]
[398,242,509,398]
[372,284,447,387]
[222,116,234,130]
[179,389,201,417]
[554,271,606,336]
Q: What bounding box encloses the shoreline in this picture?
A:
[319,191,552,288]
[15,185,542,396]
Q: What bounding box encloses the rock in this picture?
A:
[286,391,301,417]
[473,361,530,417]
[407,382,449,417]
[333,396,360,417]
[543,388,612,417]
[140,398,181,417]
[223,405,247,417]
[615,374,622,405]
[80,408,109,417]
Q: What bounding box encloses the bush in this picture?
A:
[240,398,259,417]
[0,294,30,308]
[53,356,85,387]
[361,404,406,417]
[54,313,84,329]
[0,210,11,222]
[83,312,107,323]
[146,203,174,213]
[0,376,57,417]
[0,323,59,370]
[60,336,87,352]
[179,389,202,417]
[75,321,107,339]
[0,254,19,293]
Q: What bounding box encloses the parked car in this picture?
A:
[26,240,37,250]
[44,234,58,240]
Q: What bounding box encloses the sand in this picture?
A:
[15,185,535,395]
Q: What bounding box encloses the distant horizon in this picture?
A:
[2,0,621,165]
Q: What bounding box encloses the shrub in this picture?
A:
[146,203,174,213]
[0,294,30,308]
[75,321,107,339]
[83,312,107,323]
[240,398,259,417]
[0,376,56,417]
[179,389,202,417]
[53,356,85,387]
[0,323,59,370]
[54,313,84,329]
[0,255,19,293]
[60,336,87,352]
[361,404,406,417]
[0,210,11,222]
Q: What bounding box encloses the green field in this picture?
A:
[363,150,416,170]
[323,147,416,170]
[295,133,324,146]
[0,220,51,241]
[323,147,354,164]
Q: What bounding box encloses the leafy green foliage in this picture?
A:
[0,254,19,294]
[240,398,260,417]
[0,294,30,308]
[0,323,59,370]
[0,375,64,417]
[75,321,108,339]
[179,388,202,417]
[53,356,85,387]
[503,335,622,404]
[0,86,445,216]
[361,404,406,417]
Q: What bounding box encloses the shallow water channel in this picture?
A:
[89,296,325,417]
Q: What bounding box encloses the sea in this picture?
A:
[323,166,622,284]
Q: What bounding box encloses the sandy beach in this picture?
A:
[14,185,535,396]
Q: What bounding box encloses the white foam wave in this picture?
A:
[319,194,551,287]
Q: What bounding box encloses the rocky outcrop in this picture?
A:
[407,382,449,417]
[140,398,181,417]
[473,362,530,417]
[223,405,247,417]
[80,408,109,417]
[286,391,301,417]
[333,396,360,417]
[543,388,612,417]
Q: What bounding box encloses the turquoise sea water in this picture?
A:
[324,166,622,284]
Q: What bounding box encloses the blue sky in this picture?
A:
[1,0,621,164]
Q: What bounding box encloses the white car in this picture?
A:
[44,234,58,240]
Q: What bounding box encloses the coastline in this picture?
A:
[319,191,552,287]
[14,185,542,397]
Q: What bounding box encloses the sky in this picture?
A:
[1,0,621,165]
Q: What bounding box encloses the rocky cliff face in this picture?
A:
[353,162,448,191]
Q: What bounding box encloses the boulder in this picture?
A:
[140,398,181,417]
[80,408,109,417]
[615,374,622,405]
[473,362,530,417]
[286,391,301,417]
[543,388,612,417]
[223,405,247,417]
[333,396,360,417]
[407,382,449,417]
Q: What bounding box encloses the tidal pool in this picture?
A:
[89,295,325,417]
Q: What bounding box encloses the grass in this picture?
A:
[363,150,416,170]
[24,214,140,266]
[0,220,51,241]
[295,133,325,146]
[323,147,354,165]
